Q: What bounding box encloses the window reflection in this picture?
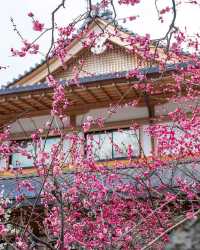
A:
[11,128,140,167]
[87,128,140,161]
[11,141,36,168]
[113,130,139,158]
[88,133,112,160]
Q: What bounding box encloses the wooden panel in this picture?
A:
[0,74,175,124]
[54,45,149,81]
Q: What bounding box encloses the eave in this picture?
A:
[0,62,190,126]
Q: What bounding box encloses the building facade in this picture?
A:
[0,12,190,195]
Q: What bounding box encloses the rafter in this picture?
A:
[112,83,123,98]
[0,98,24,112]
[31,95,52,109]
[69,88,88,104]
[98,85,113,101]
[0,101,7,115]
[32,98,47,109]
[10,100,25,111]
[43,94,53,103]
[0,104,16,113]
[17,97,38,111]
[86,87,101,102]
[0,109,6,115]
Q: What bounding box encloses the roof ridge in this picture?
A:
[6,9,137,88]
[1,62,191,96]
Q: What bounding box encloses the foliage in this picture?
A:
[1,0,200,249]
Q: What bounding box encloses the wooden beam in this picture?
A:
[143,93,154,120]
[86,87,101,102]
[0,109,6,115]
[69,115,76,127]
[31,95,51,109]
[0,103,7,115]
[69,88,88,104]
[143,92,155,154]
[98,85,113,101]
[112,83,123,98]
[18,97,38,111]
[43,94,53,103]
[26,95,47,111]
[10,100,25,111]
[0,99,18,112]
[0,91,168,122]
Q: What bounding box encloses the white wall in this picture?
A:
[10,115,70,134]
[155,98,200,116]
[76,106,149,125]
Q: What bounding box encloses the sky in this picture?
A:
[0,0,200,86]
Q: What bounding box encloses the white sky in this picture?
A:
[0,0,200,86]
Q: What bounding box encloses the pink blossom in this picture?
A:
[186,212,197,220]
[28,12,34,17]
[11,40,39,57]
[0,224,6,236]
[33,20,44,32]
[160,6,171,15]
[0,207,4,216]
[118,0,140,5]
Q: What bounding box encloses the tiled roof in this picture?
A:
[0,63,188,96]
[6,9,137,88]
[5,7,190,90]
[1,160,200,205]
[0,173,74,206]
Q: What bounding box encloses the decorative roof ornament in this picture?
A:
[89,7,113,54]
[91,33,109,54]
[89,3,113,19]
[7,7,141,87]
[98,9,113,19]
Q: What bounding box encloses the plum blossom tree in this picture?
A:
[1,0,200,249]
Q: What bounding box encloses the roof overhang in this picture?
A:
[0,64,183,126]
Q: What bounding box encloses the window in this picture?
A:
[11,140,37,168]
[86,128,140,161]
[65,132,84,163]
[113,130,140,158]
[11,137,61,168]
[43,137,60,153]
[87,132,113,160]
[11,128,140,167]
[11,134,83,168]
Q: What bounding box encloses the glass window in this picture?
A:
[86,128,140,161]
[63,136,72,163]
[43,137,60,153]
[11,135,83,168]
[11,128,140,167]
[113,129,139,158]
[11,137,61,168]
[87,132,112,160]
[11,141,36,168]
[0,157,7,169]
[42,137,61,164]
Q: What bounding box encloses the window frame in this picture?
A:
[85,127,141,162]
[9,135,62,169]
[10,127,141,168]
